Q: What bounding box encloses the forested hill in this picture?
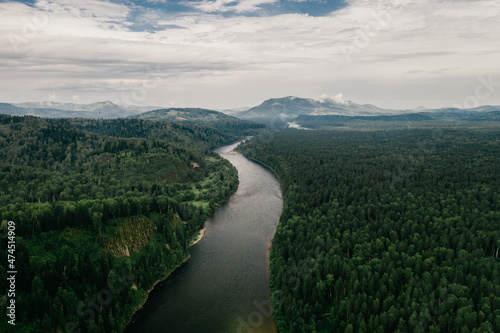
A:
[58,118,236,152]
[294,112,500,129]
[0,114,239,332]
[239,129,500,333]
[130,108,265,137]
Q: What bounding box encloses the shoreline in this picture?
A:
[125,140,282,333]
[189,226,208,247]
[266,236,280,333]
[124,143,241,330]
[241,150,283,333]
[124,225,209,330]
[124,253,191,328]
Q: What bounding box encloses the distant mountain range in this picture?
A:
[294,111,500,129]
[0,102,264,136]
[1,97,499,126]
[236,96,397,120]
[235,96,500,122]
[0,101,161,119]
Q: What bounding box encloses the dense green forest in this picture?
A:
[239,127,500,332]
[0,115,239,332]
[58,118,238,152]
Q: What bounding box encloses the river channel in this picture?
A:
[125,142,283,333]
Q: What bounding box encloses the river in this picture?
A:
[125,142,283,333]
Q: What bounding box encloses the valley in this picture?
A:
[0,100,499,333]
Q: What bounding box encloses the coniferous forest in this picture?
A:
[1,112,499,333]
[239,127,500,333]
[0,115,240,332]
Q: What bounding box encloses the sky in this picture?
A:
[0,0,499,110]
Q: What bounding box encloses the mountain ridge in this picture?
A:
[2,97,499,122]
[236,96,400,120]
[0,101,162,119]
[235,96,500,120]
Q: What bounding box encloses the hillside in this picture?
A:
[0,103,33,116]
[131,107,236,123]
[130,107,265,136]
[0,114,239,333]
[58,118,236,152]
[294,111,500,129]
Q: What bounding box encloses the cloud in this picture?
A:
[184,0,279,14]
[0,0,499,109]
[320,93,347,104]
[48,92,58,101]
[333,93,347,104]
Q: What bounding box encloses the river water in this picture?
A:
[125,142,283,333]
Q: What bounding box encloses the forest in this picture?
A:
[58,117,243,152]
[0,115,240,332]
[239,127,500,333]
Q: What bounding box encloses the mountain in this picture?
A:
[467,110,500,121]
[295,113,434,128]
[130,107,265,136]
[234,97,500,129]
[420,106,500,121]
[430,105,500,113]
[218,106,253,116]
[236,96,398,120]
[16,101,161,115]
[131,107,237,123]
[0,103,27,115]
[0,101,162,119]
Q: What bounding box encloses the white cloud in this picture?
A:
[333,93,347,104]
[320,93,347,104]
[185,0,279,13]
[48,92,58,101]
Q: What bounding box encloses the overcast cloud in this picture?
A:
[0,0,499,109]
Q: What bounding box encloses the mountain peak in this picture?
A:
[238,96,390,119]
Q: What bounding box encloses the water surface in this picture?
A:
[125,142,283,333]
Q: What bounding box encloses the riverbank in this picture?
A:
[125,140,283,333]
[125,253,191,328]
[124,165,235,330]
[190,227,208,246]
[238,148,284,333]
[125,223,211,327]
[237,152,284,200]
